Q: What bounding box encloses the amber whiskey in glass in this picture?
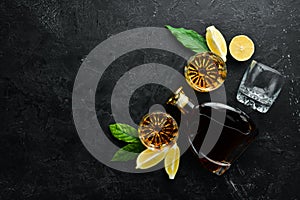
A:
[138,112,179,151]
[185,52,227,92]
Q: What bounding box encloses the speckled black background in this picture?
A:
[1,0,300,199]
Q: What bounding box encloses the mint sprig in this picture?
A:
[109,123,140,143]
[165,25,209,53]
[109,123,145,161]
[111,143,145,162]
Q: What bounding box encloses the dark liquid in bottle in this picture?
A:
[189,103,258,175]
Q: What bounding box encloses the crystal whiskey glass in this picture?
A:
[237,60,285,113]
[184,52,227,92]
[138,112,179,151]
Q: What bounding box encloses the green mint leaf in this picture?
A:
[165,25,209,53]
[111,143,146,162]
[109,123,140,143]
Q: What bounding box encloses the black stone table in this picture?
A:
[1,0,299,199]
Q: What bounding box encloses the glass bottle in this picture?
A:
[167,87,258,175]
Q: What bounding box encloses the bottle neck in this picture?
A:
[179,100,195,114]
[167,87,196,114]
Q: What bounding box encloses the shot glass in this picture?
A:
[237,60,285,113]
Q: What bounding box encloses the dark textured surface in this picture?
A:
[1,0,300,199]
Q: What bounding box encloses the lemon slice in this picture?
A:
[206,25,227,62]
[136,148,168,169]
[229,35,255,61]
[164,143,180,179]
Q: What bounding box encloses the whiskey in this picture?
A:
[138,112,179,151]
[167,87,258,175]
[185,52,227,92]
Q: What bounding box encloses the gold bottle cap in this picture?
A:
[167,87,189,113]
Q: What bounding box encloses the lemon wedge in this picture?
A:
[229,35,255,61]
[136,148,168,169]
[164,143,180,179]
[206,25,227,62]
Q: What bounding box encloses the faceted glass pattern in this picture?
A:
[237,60,284,113]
